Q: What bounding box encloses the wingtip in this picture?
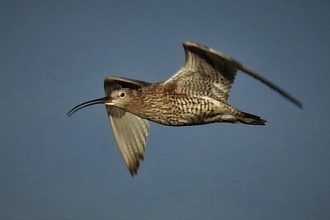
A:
[289,98,303,110]
[129,170,136,177]
[182,41,203,49]
[183,41,193,46]
[128,167,138,177]
[127,159,141,177]
[296,102,303,110]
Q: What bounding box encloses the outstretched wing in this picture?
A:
[166,41,302,108]
[104,76,151,175]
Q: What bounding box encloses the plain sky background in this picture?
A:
[1,0,330,219]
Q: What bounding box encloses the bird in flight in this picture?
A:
[68,41,302,175]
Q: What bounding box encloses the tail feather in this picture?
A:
[238,111,266,125]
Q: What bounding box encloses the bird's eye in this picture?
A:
[119,92,125,98]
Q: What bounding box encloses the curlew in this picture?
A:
[68,41,302,175]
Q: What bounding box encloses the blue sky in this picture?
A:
[1,0,329,219]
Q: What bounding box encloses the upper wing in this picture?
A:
[104,76,151,175]
[166,41,302,108]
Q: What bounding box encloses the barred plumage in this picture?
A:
[68,41,302,175]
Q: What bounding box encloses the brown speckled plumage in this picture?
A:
[68,41,302,175]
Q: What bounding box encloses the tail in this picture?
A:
[237,111,266,125]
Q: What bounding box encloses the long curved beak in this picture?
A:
[67,97,111,117]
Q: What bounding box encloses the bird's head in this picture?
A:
[67,88,136,116]
[107,88,136,108]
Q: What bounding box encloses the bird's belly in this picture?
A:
[151,112,216,126]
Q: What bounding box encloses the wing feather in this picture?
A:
[166,41,302,108]
[104,77,151,175]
